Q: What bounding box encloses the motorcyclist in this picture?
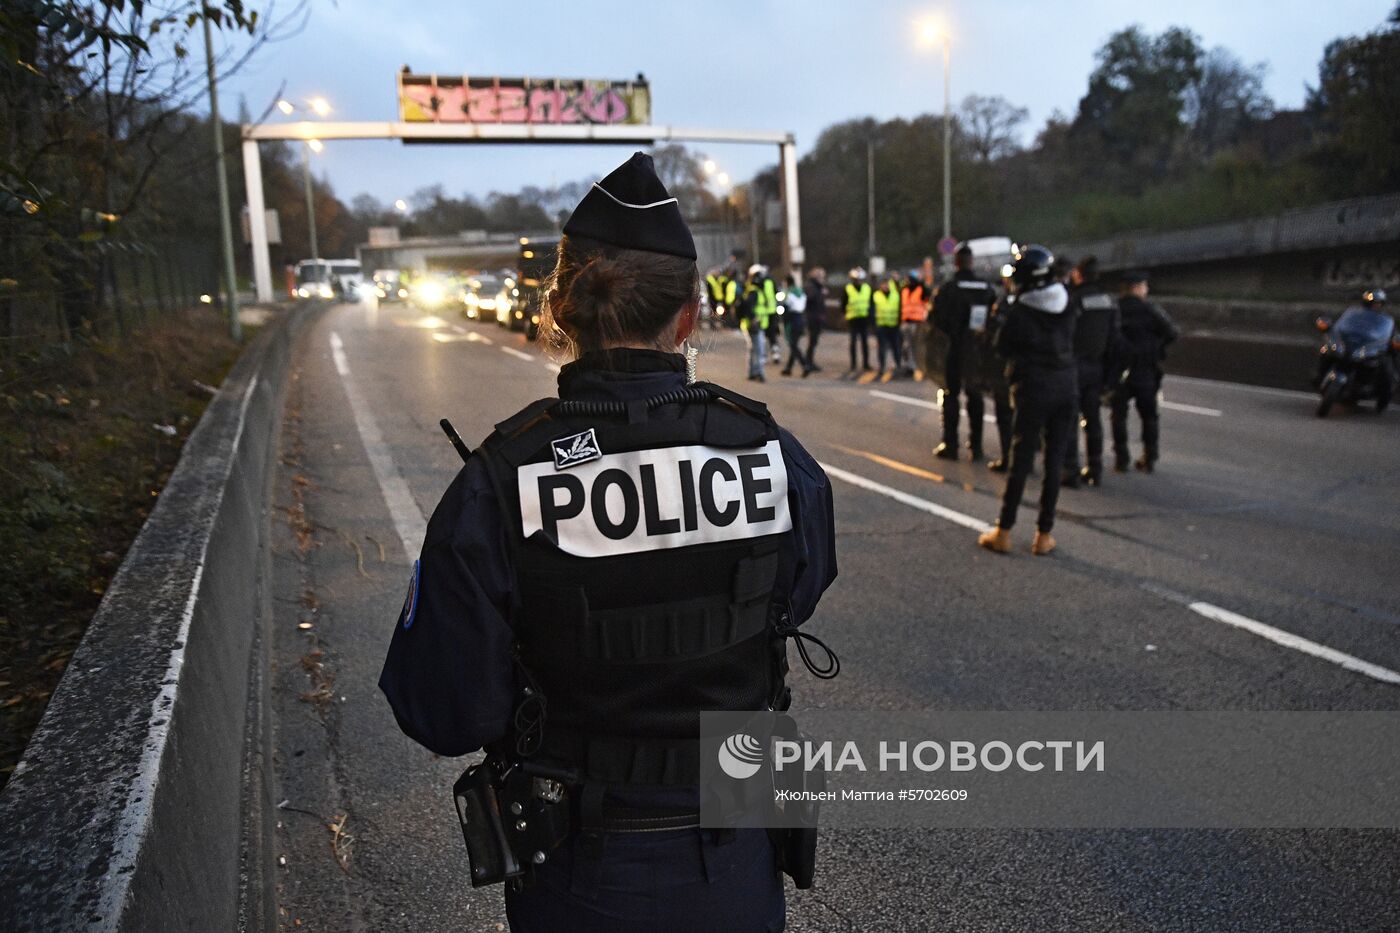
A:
[1316,288,1396,412]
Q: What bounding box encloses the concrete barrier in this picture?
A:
[0,303,318,931]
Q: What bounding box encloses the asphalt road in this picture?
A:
[266,300,1400,932]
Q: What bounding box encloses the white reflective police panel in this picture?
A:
[518,440,792,558]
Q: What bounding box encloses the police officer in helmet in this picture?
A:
[379,152,838,932]
[978,245,1079,556]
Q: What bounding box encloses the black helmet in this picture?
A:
[1362,288,1387,306]
[1010,244,1055,290]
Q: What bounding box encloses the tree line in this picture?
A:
[4,2,1395,346]
[775,6,1400,271]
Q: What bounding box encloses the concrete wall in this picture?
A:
[0,304,318,931]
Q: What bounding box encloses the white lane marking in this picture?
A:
[819,461,992,533]
[826,456,1400,689]
[870,388,938,411]
[94,373,260,929]
[1189,602,1400,686]
[1161,400,1223,417]
[468,331,493,344]
[1170,374,1313,400]
[501,346,534,362]
[451,323,466,334]
[329,332,426,560]
[870,389,998,424]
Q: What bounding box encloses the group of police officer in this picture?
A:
[929,243,1179,553]
[715,241,1180,555]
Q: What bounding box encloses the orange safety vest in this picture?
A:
[900,285,929,322]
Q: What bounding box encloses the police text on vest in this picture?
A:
[518,440,792,557]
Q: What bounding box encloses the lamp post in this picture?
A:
[918,17,953,265]
[277,98,331,262]
[302,138,322,262]
[200,7,240,340]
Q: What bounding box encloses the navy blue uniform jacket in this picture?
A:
[379,350,838,757]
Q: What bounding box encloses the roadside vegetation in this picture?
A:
[0,307,244,787]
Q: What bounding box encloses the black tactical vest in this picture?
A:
[477,383,794,787]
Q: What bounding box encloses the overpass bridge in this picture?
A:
[1055,192,1400,301]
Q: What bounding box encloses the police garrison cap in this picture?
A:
[562,152,697,260]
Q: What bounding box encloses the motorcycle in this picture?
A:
[1314,307,1397,417]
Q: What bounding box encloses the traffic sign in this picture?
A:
[938,236,959,256]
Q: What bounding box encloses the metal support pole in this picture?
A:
[242,138,273,302]
[201,9,241,341]
[779,138,804,278]
[941,36,952,245]
[302,143,319,263]
[866,138,876,259]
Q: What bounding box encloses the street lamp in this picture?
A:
[917,15,953,258]
[394,198,408,213]
[277,97,331,263]
[702,158,717,176]
[302,140,321,261]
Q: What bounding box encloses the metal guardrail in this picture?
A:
[1058,192,1400,271]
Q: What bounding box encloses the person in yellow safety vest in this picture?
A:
[705,268,736,329]
[741,263,777,382]
[900,270,930,377]
[843,267,873,375]
[873,274,903,380]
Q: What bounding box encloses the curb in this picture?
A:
[0,301,322,932]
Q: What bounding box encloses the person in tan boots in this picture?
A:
[977,245,1079,556]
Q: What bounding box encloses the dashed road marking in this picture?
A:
[823,456,1400,689]
[819,460,992,533]
[1171,374,1313,400]
[870,388,998,424]
[501,346,534,362]
[1162,400,1223,417]
[1187,601,1400,686]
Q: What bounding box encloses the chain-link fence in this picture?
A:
[0,232,225,351]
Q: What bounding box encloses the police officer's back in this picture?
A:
[931,244,997,462]
[379,153,838,933]
[1110,271,1179,473]
[1062,257,1120,487]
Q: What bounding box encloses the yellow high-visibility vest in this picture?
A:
[844,282,872,320]
[873,285,901,327]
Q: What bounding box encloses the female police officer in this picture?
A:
[379,153,837,932]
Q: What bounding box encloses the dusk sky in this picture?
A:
[219,1,1393,208]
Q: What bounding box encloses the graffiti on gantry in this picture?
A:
[398,75,651,125]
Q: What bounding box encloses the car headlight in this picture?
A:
[531,314,540,325]
[515,310,523,319]
[398,288,408,298]
[297,287,309,298]
[480,298,496,310]
[417,282,445,306]
[318,284,334,299]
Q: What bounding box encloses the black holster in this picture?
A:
[768,712,822,889]
[453,759,571,888]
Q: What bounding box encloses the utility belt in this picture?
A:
[454,756,709,889]
[453,754,822,891]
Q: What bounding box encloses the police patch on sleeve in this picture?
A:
[518,440,792,558]
[400,559,421,630]
[551,428,602,470]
